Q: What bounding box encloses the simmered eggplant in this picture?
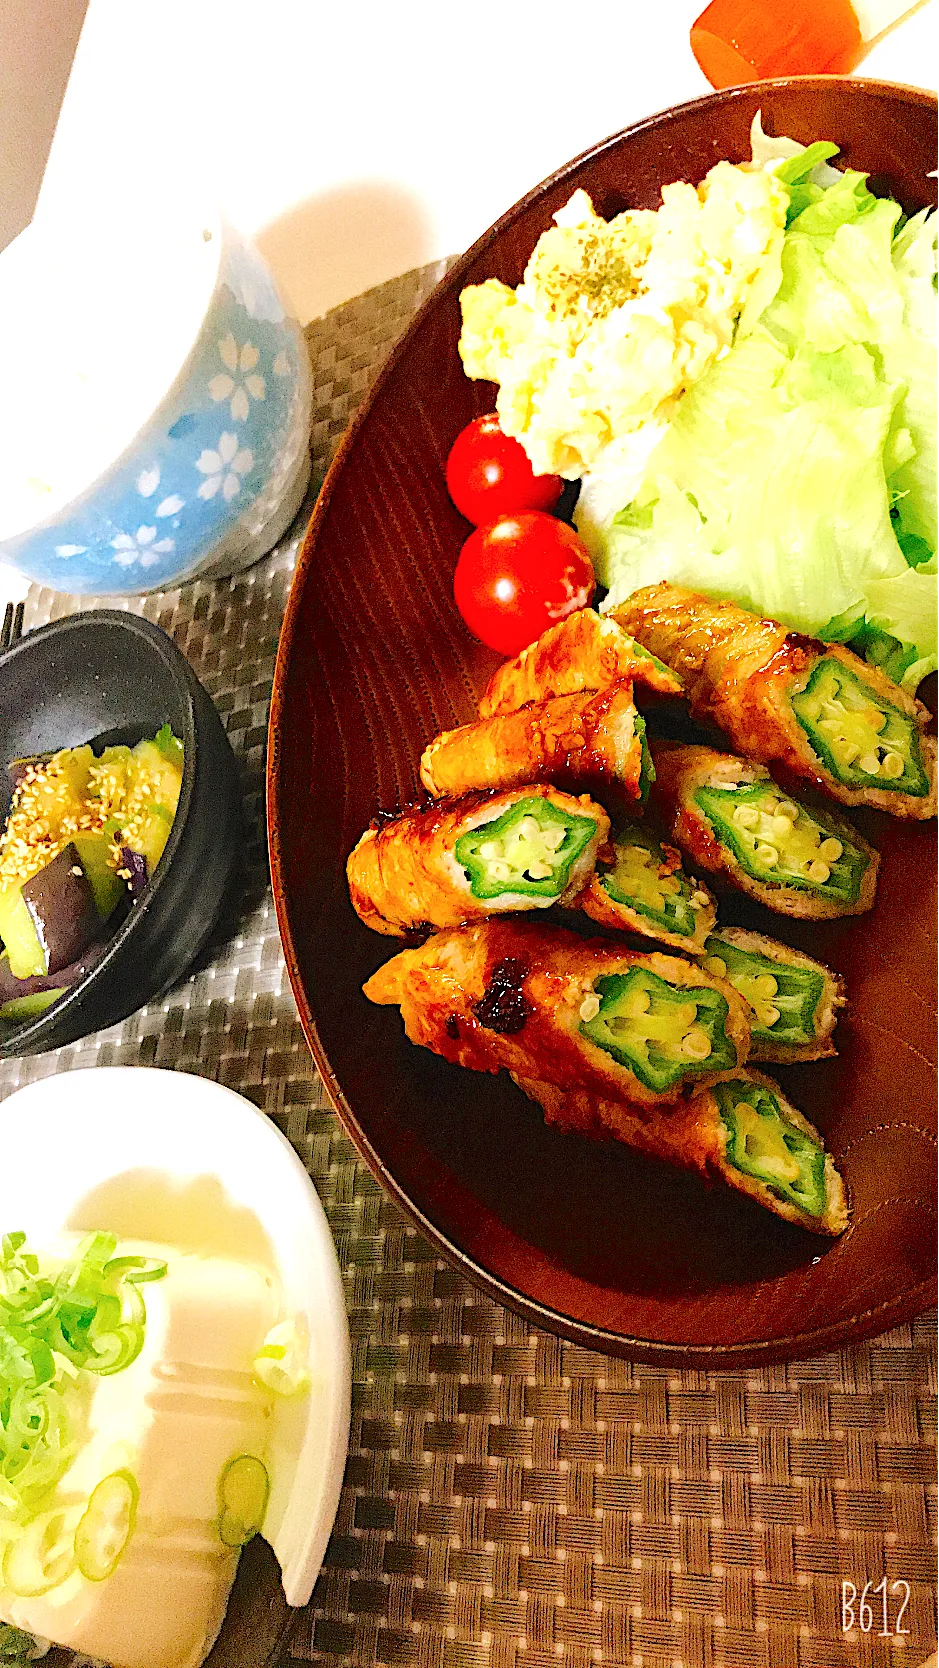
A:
[21,845,102,976]
[0,727,184,1025]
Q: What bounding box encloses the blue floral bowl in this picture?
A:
[0,224,311,595]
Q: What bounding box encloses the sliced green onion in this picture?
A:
[2,1505,78,1597]
[103,1255,169,1285]
[253,1318,311,1398]
[217,1454,270,1547]
[74,1470,138,1581]
[0,1231,166,1543]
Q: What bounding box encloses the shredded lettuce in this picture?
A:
[583,127,937,690]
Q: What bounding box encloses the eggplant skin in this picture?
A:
[0,939,107,1005]
[21,844,102,975]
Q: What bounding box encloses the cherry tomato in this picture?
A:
[446,414,562,525]
[453,512,595,657]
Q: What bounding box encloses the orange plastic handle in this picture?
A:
[690,0,864,88]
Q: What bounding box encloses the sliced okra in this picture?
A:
[454,797,598,901]
[791,657,928,797]
[714,1078,827,1218]
[702,932,826,1051]
[578,967,736,1093]
[600,826,711,940]
[693,781,869,904]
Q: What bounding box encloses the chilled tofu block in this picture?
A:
[0,1240,280,1668]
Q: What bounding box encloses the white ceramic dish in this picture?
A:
[0,1066,350,1613]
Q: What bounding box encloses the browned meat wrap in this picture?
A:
[515,1069,848,1235]
[363,918,751,1108]
[479,607,683,717]
[613,583,936,819]
[419,681,647,802]
[347,784,610,936]
[649,742,879,920]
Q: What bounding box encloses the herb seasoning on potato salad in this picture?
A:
[458,117,937,691]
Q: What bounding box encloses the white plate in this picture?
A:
[0,1066,350,1609]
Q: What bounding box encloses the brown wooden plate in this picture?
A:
[269,78,937,1367]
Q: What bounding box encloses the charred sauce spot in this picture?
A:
[369,795,433,831]
[472,957,532,1035]
[444,1013,461,1040]
[401,920,433,946]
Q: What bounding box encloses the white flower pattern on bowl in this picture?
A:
[0,229,310,594]
[196,432,254,502]
[111,524,176,568]
[208,334,266,422]
[136,468,185,518]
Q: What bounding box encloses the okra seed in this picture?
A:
[806,859,830,883]
[757,1004,780,1028]
[755,843,778,868]
[681,1026,711,1060]
[691,890,711,909]
[733,805,760,829]
[518,817,541,841]
[543,826,567,850]
[703,956,726,977]
[579,994,601,1022]
[479,840,502,860]
[777,801,800,820]
[859,752,881,775]
[771,815,793,837]
[881,752,904,780]
[526,861,553,880]
[753,975,778,998]
[490,861,512,881]
[818,837,843,861]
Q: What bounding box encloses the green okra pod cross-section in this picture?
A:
[702,928,843,1062]
[714,1077,828,1220]
[693,782,869,906]
[791,657,929,798]
[455,797,599,900]
[579,967,737,1093]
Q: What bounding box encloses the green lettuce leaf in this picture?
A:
[584,141,937,688]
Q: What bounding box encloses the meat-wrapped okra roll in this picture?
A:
[347,785,610,936]
[613,584,936,819]
[420,682,651,803]
[515,1069,848,1235]
[479,608,683,717]
[649,742,878,919]
[702,927,844,1064]
[363,918,751,1108]
[579,823,717,955]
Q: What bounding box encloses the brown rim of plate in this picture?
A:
[269,76,938,1367]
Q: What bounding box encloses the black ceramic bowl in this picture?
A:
[0,610,241,1056]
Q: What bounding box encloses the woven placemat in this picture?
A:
[0,261,934,1668]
